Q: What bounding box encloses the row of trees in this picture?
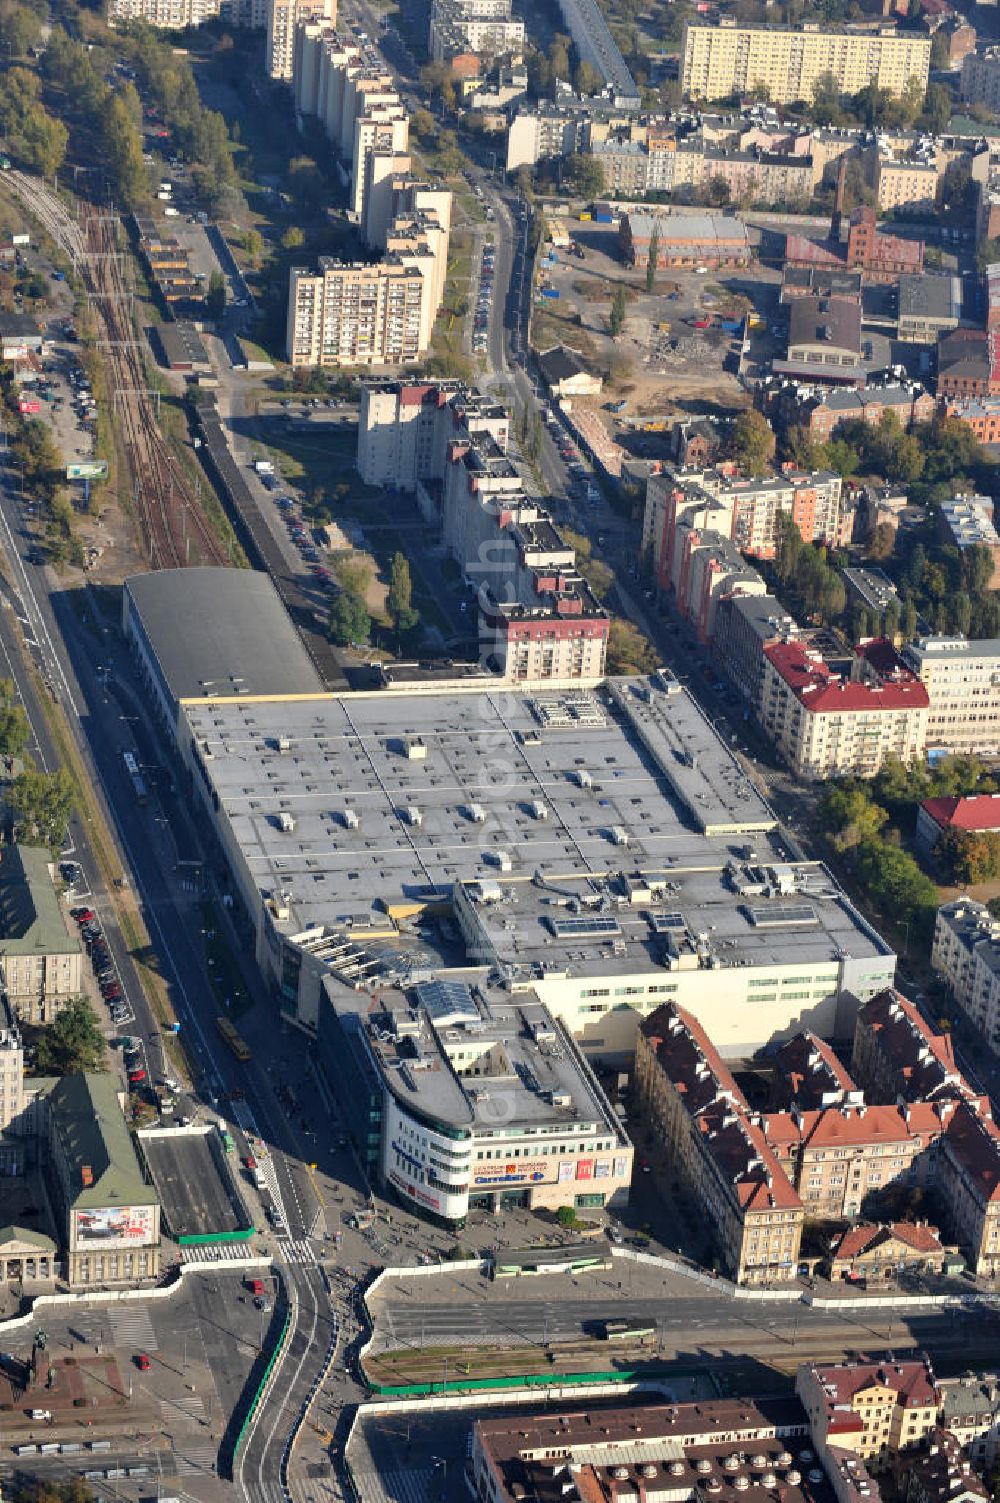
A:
[0,67,68,178]
[819,783,940,948]
[328,553,419,648]
[121,23,238,213]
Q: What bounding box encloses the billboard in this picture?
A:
[472,1160,550,1187]
[72,1204,155,1249]
[66,462,108,481]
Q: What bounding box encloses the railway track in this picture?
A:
[6,172,229,571]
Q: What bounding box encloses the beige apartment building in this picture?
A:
[681,21,931,106]
[0,846,83,1026]
[932,898,1000,1052]
[109,0,220,24]
[267,0,335,80]
[287,259,432,367]
[901,635,1000,756]
[962,49,1000,115]
[761,1099,949,1220]
[796,1359,940,1466]
[635,1005,805,1286]
[759,639,930,781]
[941,1105,1000,1278]
[875,154,939,213]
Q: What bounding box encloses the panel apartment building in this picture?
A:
[901,635,1000,757]
[288,23,452,366]
[680,21,931,106]
[429,0,525,67]
[267,0,335,80]
[357,380,608,683]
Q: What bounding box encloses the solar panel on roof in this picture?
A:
[746,904,818,928]
[547,915,622,939]
[648,911,687,933]
[414,978,479,1024]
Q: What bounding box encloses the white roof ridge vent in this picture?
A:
[341,808,360,829]
[531,799,549,820]
[277,811,296,833]
[465,803,487,823]
[403,805,422,827]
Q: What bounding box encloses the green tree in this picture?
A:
[281,226,306,252]
[900,598,918,640]
[205,270,226,320]
[574,60,601,95]
[867,522,896,562]
[820,785,889,851]
[10,766,76,852]
[33,996,105,1077]
[328,592,370,647]
[607,618,658,674]
[566,153,606,199]
[775,512,804,583]
[549,35,571,83]
[706,173,731,207]
[920,82,951,135]
[883,599,901,642]
[409,107,435,141]
[244,227,264,269]
[609,284,627,337]
[0,678,30,759]
[821,437,859,479]
[646,228,658,293]
[730,409,775,477]
[102,93,148,210]
[0,4,42,58]
[387,551,419,633]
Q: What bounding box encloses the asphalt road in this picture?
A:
[372,1287,1000,1369]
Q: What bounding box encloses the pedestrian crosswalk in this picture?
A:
[350,1467,435,1503]
[180,1243,253,1264]
[277,1237,316,1266]
[162,1393,205,1424]
[172,1437,218,1477]
[109,1306,158,1352]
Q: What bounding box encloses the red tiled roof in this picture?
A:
[763,1101,952,1153]
[697,1102,802,1212]
[808,1358,939,1410]
[772,1032,857,1109]
[831,1220,943,1262]
[764,639,929,713]
[921,795,1000,834]
[944,1102,1000,1205]
[857,988,976,1104]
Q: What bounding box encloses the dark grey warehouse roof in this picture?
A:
[124,567,324,704]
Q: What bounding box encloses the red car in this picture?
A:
[128,1068,147,1085]
[135,1352,151,1371]
[246,1276,264,1296]
[72,908,95,924]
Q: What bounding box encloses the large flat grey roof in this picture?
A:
[124,567,324,705]
[181,678,886,980]
[327,975,627,1137]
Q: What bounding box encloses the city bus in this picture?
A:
[122,749,148,806]
[215,1015,251,1062]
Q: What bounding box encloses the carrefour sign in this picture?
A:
[474,1162,549,1186]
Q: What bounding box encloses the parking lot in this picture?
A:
[66,888,135,1032]
[471,235,494,358]
[16,321,99,479]
[141,1127,250,1241]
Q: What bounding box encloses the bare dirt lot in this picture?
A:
[533,217,778,418]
